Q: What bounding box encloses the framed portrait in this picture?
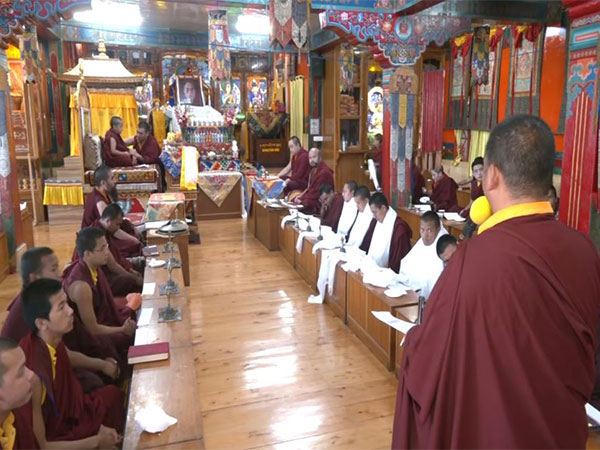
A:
[176,75,203,106]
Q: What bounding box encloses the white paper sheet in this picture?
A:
[307,294,324,304]
[371,311,416,335]
[144,220,170,230]
[586,403,600,425]
[138,308,154,326]
[135,405,177,434]
[443,212,466,222]
[142,282,156,297]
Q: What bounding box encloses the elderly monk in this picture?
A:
[84,204,143,297]
[425,165,460,212]
[102,116,142,167]
[459,156,485,217]
[359,192,412,273]
[278,136,311,196]
[0,337,38,449]
[392,115,600,448]
[336,181,358,236]
[319,184,344,233]
[436,234,457,267]
[2,247,117,393]
[63,228,136,368]
[132,121,161,164]
[82,165,142,258]
[21,279,123,448]
[398,211,447,300]
[293,148,334,214]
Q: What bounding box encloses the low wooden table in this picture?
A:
[394,305,418,378]
[254,202,286,251]
[457,189,471,209]
[293,229,321,292]
[347,271,419,371]
[279,222,296,267]
[324,261,348,323]
[197,175,242,221]
[147,233,190,287]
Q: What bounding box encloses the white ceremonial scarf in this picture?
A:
[346,208,374,247]
[295,215,322,253]
[337,199,358,236]
[367,208,398,269]
[398,227,447,299]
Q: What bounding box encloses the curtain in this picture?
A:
[421,70,444,152]
[289,77,305,146]
[43,182,84,205]
[469,130,489,171]
[70,92,138,156]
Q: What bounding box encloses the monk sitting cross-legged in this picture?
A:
[63,227,136,369]
[132,121,161,165]
[101,116,142,167]
[20,279,124,448]
[293,148,334,214]
[278,136,310,196]
[82,165,142,259]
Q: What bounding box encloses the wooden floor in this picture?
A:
[0,218,398,449]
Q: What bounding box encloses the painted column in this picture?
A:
[560,0,600,244]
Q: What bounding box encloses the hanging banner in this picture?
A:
[208,9,231,81]
[271,0,309,49]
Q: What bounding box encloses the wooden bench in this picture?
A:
[324,261,348,323]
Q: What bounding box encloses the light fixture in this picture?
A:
[236,14,270,36]
[73,0,143,27]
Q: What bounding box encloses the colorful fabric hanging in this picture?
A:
[291,0,308,48]
[270,0,293,48]
[208,10,231,81]
[471,26,490,86]
[447,33,473,129]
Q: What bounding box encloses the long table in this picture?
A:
[123,247,204,449]
[398,207,466,241]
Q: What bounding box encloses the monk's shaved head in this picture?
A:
[101,203,124,221]
[420,211,441,246]
[485,115,555,198]
[421,210,441,229]
[94,165,112,188]
[0,338,19,385]
[308,147,322,167]
[431,165,445,182]
[110,116,122,128]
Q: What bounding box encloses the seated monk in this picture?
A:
[63,228,136,368]
[0,337,39,449]
[20,279,124,448]
[426,165,460,212]
[2,247,118,393]
[398,211,447,299]
[84,204,143,297]
[411,156,426,203]
[101,116,141,167]
[132,121,161,164]
[436,234,458,267]
[319,184,344,233]
[459,157,484,217]
[359,192,412,273]
[346,186,375,247]
[278,136,310,196]
[336,181,358,236]
[293,148,334,214]
[82,165,142,258]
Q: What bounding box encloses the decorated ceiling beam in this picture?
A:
[320,9,471,65]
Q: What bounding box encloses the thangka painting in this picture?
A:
[505,24,545,118]
[469,26,504,131]
[246,76,267,111]
[447,33,472,129]
[208,9,232,81]
[367,86,383,136]
[220,78,241,114]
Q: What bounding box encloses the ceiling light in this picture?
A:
[73,0,143,27]
[236,14,270,36]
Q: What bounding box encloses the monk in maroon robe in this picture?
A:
[82,165,143,258]
[278,137,311,195]
[101,116,141,167]
[133,121,161,164]
[359,193,411,273]
[392,115,600,448]
[411,160,426,203]
[293,148,334,214]
[428,165,460,212]
[0,337,39,449]
[64,228,136,369]
[460,156,485,218]
[318,185,344,233]
[20,279,123,448]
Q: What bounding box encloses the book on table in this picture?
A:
[128,342,170,364]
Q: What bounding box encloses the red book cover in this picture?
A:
[127,342,170,364]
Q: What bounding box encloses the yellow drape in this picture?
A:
[469,130,490,175]
[70,92,138,156]
[43,183,84,206]
[289,78,306,147]
[151,110,167,148]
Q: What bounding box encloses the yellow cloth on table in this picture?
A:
[180,147,199,191]
[0,412,15,450]
[151,110,167,148]
[43,183,84,206]
[70,92,138,156]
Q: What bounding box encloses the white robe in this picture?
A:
[337,199,358,236]
[366,208,397,269]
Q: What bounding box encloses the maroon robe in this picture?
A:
[20,334,125,442]
[392,214,600,448]
[460,178,485,218]
[283,148,310,195]
[82,188,142,258]
[411,164,425,201]
[320,193,344,233]
[102,129,134,167]
[431,173,460,212]
[13,403,40,449]
[359,216,412,273]
[63,260,134,367]
[134,134,161,164]
[296,161,334,214]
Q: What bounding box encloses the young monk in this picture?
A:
[20,279,123,448]
[131,121,161,164]
[0,337,38,449]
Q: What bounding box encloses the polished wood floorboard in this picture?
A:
[0,219,398,449]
